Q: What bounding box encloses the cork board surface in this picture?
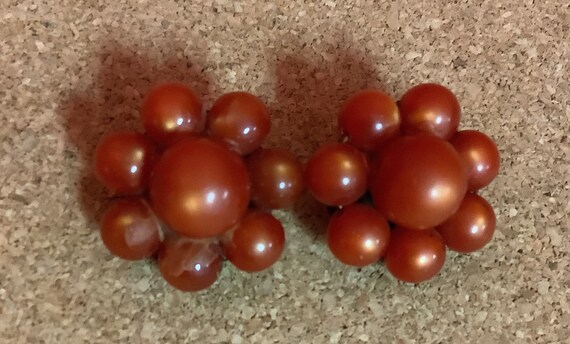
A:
[1,0,569,343]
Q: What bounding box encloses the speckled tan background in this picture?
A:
[1,0,569,343]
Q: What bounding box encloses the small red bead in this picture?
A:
[158,237,223,292]
[93,132,156,195]
[100,198,161,260]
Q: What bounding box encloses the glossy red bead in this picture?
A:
[385,227,446,283]
[338,90,400,151]
[247,148,304,209]
[207,92,270,155]
[327,204,390,267]
[305,143,368,206]
[93,132,156,195]
[399,83,460,140]
[140,83,203,146]
[149,137,250,238]
[158,237,223,292]
[371,135,467,229]
[100,198,161,260]
[450,130,500,191]
[222,210,285,272]
[437,193,496,253]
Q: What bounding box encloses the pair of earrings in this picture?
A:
[93,82,499,292]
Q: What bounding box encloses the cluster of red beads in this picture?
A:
[306,84,500,283]
[93,83,304,292]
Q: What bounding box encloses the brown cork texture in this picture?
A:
[1,0,568,343]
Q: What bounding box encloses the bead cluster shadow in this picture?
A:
[58,40,215,225]
[269,44,383,242]
[58,37,384,247]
